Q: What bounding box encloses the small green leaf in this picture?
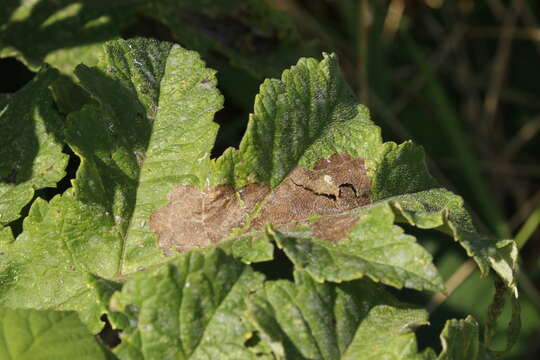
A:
[220,53,382,188]
[271,203,443,292]
[438,316,480,360]
[0,307,112,360]
[110,248,264,360]
[0,38,223,331]
[388,188,517,291]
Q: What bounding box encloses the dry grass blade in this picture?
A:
[426,259,477,313]
[502,117,540,160]
[483,0,524,132]
[383,0,405,41]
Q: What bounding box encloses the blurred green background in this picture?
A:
[1,0,539,358]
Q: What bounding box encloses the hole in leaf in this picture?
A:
[98,314,122,348]
[251,246,294,281]
[339,183,357,197]
[0,58,35,93]
[6,201,30,238]
[244,331,261,348]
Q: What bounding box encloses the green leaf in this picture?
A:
[270,203,443,292]
[438,316,480,360]
[0,196,121,332]
[484,277,521,356]
[0,38,517,345]
[0,0,148,75]
[247,271,435,360]
[110,248,264,360]
[387,188,517,291]
[0,307,112,360]
[0,68,68,225]
[218,53,382,188]
[0,38,223,331]
[371,141,438,199]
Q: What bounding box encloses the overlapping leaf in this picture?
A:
[270,203,443,292]
[0,307,111,360]
[0,0,148,74]
[438,317,481,360]
[247,271,436,359]
[0,68,67,226]
[110,248,264,360]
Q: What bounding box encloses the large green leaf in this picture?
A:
[247,271,436,359]
[110,248,264,360]
[0,37,518,342]
[0,307,112,360]
[0,38,223,331]
[0,68,67,226]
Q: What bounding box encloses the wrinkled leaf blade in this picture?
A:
[111,248,264,360]
[247,271,433,360]
[271,203,443,292]
[0,307,112,360]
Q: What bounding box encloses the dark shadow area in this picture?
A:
[98,314,121,348]
[64,63,151,219]
[0,0,21,27]
[0,58,35,92]
[244,330,261,348]
[210,98,247,158]
[252,246,294,281]
[120,14,174,42]
[56,145,81,195]
[50,74,95,115]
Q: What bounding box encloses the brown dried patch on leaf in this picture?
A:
[313,214,361,242]
[251,153,370,228]
[151,153,371,253]
[150,184,269,252]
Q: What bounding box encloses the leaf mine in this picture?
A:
[150,153,371,253]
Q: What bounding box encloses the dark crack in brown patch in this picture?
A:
[251,153,370,229]
[151,153,371,253]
